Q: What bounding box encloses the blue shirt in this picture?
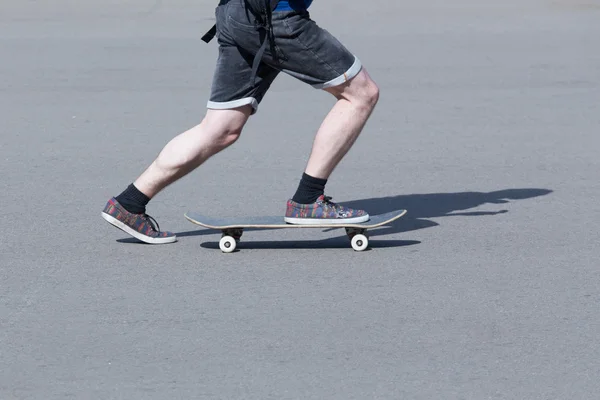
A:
[275,0,313,11]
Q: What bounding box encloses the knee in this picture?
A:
[203,113,247,149]
[362,78,380,109]
[214,123,243,148]
[356,71,380,109]
[334,69,380,111]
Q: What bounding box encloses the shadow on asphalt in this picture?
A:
[199,238,421,251]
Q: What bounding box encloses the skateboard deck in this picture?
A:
[184,209,407,252]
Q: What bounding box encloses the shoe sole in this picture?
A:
[283,214,370,225]
[101,212,177,244]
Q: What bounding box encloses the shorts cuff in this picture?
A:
[313,57,363,90]
[207,97,259,114]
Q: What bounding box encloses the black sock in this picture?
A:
[115,183,150,214]
[291,173,327,204]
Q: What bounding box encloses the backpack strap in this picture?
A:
[249,0,280,83]
[201,24,217,43]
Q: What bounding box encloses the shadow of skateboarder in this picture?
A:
[333,188,553,238]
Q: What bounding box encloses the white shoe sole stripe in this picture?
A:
[283,215,370,225]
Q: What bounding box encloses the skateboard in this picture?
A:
[184,209,407,253]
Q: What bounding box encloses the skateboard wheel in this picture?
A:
[351,234,369,252]
[219,236,237,253]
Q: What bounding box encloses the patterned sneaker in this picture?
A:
[284,195,369,225]
[101,198,177,244]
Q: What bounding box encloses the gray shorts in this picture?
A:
[207,0,362,114]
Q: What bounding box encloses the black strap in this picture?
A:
[201,24,217,43]
[250,0,279,83]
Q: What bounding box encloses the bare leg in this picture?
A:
[134,106,252,198]
[304,68,380,179]
[101,106,252,244]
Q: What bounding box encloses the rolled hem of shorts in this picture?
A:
[207,97,259,114]
[313,57,363,90]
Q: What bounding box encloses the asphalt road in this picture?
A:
[2,0,599,398]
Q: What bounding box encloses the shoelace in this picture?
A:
[320,196,340,210]
[142,214,161,233]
